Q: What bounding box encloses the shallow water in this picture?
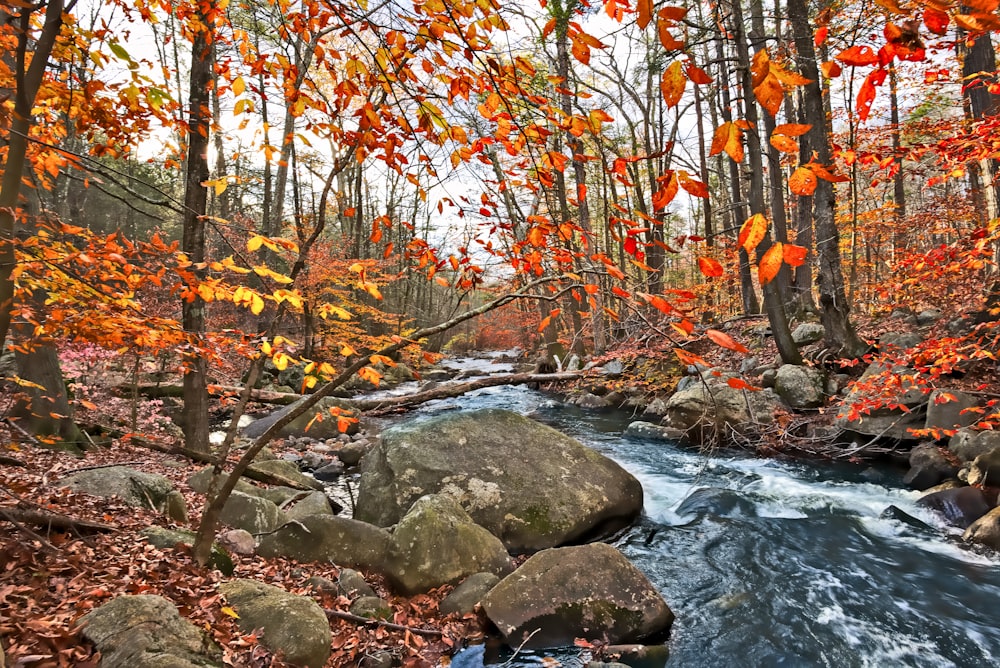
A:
[368,360,1000,667]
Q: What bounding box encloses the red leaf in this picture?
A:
[836,45,879,66]
[814,26,828,47]
[685,62,713,85]
[706,328,750,353]
[698,256,724,277]
[727,377,760,391]
[783,243,808,267]
[674,347,709,367]
[924,8,950,35]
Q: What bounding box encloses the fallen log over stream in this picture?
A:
[123,371,584,414]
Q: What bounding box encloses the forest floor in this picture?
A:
[2,306,996,667]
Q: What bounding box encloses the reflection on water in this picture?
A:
[372,359,1000,667]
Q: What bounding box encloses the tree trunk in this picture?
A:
[180,7,214,452]
[787,0,866,357]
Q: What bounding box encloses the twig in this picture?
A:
[59,461,147,476]
[501,628,540,666]
[0,507,59,554]
[4,418,40,445]
[324,609,442,637]
[0,454,26,467]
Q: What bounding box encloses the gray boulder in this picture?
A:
[879,331,923,350]
[904,444,959,491]
[75,595,222,667]
[774,365,826,409]
[307,569,377,599]
[918,486,993,529]
[257,514,393,569]
[387,495,514,595]
[950,429,1000,463]
[967,448,1000,487]
[219,491,283,534]
[249,459,324,490]
[350,596,392,620]
[284,491,336,520]
[481,543,673,649]
[187,466,257,496]
[219,580,330,668]
[661,374,783,441]
[924,389,978,432]
[834,363,927,440]
[355,409,642,553]
[140,527,235,575]
[640,397,670,420]
[440,572,500,616]
[791,322,825,345]
[62,467,187,522]
[243,396,359,440]
[624,421,687,442]
[964,507,1000,550]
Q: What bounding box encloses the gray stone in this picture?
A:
[337,440,371,467]
[220,580,330,668]
[774,365,826,409]
[481,543,673,649]
[257,514,393,569]
[967,448,1000,487]
[601,644,670,667]
[313,461,346,480]
[833,362,928,439]
[918,486,993,529]
[360,650,394,668]
[440,572,500,616]
[791,322,825,345]
[255,485,305,508]
[624,421,687,442]
[917,309,943,326]
[573,392,616,410]
[349,596,392,620]
[950,429,1000,463]
[601,360,625,377]
[219,492,283,534]
[641,397,670,420]
[387,494,514,595]
[879,331,923,350]
[963,506,1000,550]
[661,374,783,442]
[62,467,187,521]
[760,368,777,388]
[337,569,377,598]
[904,444,959,491]
[75,595,222,667]
[187,466,257,496]
[284,491,336,521]
[140,527,234,575]
[242,396,359,440]
[249,459,324,490]
[218,529,255,555]
[924,389,978,432]
[355,409,642,554]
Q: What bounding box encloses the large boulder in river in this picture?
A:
[918,486,993,529]
[62,466,187,523]
[386,494,514,595]
[75,595,222,667]
[967,448,1000,487]
[774,364,826,409]
[355,409,642,553]
[481,543,673,649]
[949,429,1000,463]
[834,363,927,440]
[963,507,1000,550]
[660,372,783,441]
[904,443,958,491]
[220,579,330,668]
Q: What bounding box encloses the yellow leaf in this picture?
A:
[221,606,240,619]
[250,293,265,315]
[738,213,769,254]
[272,352,290,371]
[340,343,356,357]
[232,76,245,96]
[247,235,264,252]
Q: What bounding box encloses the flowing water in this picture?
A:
[367,359,1000,667]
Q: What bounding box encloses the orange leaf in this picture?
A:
[789,166,818,196]
[674,348,709,367]
[754,73,785,117]
[783,243,808,267]
[698,256,724,277]
[836,45,879,66]
[814,26,829,47]
[857,68,887,122]
[821,60,843,78]
[657,19,684,50]
[758,242,783,285]
[770,134,799,153]
[660,61,686,108]
[678,171,709,198]
[537,315,552,332]
[685,62,713,85]
[727,377,760,391]
[637,0,653,29]
[652,171,679,210]
[611,285,631,298]
[710,122,743,163]
[924,8,950,35]
[773,123,812,137]
[737,213,769,253]
[706,329,750,353]
[648,294,674,315]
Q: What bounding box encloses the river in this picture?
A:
[364,361,1000,667]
